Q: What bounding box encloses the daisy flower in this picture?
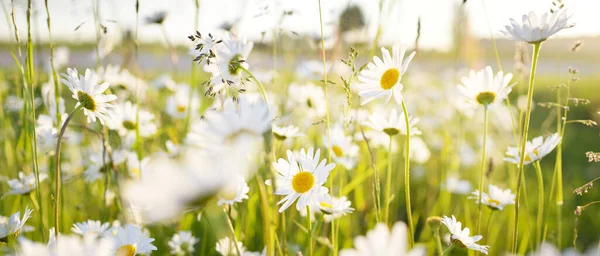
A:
[356,44,416,105]
[166,83,200,119]
[457,66,514,108]
[19,234,114,256]
[108,101,157,141]
[324,124,359,169]
[321,195,355,222]
[505,133,561,165]
[469,184,516,211]
[266,148,335,212]
[501,9,574,44]
[0,206,33,241]
[286,82,327,119]
[340,222,425,256]
[272,124,303,141]
[364,108,421,137]
[215,237,245,256]
[84,150,126,183]
[126,152,149,180]
[204,37,253,96]
[71,219,111,238]
[60,68,117,125]
[168,231,199,256]
[441,215,489,255]
[5,172,48,196]
[110,224,157,256]
[217,175,250,206]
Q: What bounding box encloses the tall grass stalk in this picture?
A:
[224,208,242,256]
[401,100,414,248]
[534,161,544,249]
[134,0,143,160]
[512,42,542,253]
[476,106,489,234]
[306,205,313,256]
[184,0,200,134]
[555,79,570,248]
[384,135,394,224]
[91,0,102,69]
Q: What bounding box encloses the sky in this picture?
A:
[2,0,599,51]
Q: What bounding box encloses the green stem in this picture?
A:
[434,229,444,256]
[239,66,269,104]
[385,135,393,224]
[307,205,313,256]
[91,0,102,69]
[223,208,242,256]
[534,161,544,249]
[442,242,457,256]
[486,210,495,243]
[556,84,570,248]
[401,100,414,248]
[512,42,542,253]
[477,106,489,234]
[255,175,274,256]
[53,105,83,240]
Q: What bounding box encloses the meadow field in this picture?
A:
[1,0,600,255]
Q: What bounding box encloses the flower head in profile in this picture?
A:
[110,224,157,256]
[166,83,200,119]
[61,68,117,125]
[215,237,245,256]
[272,124,303,141]
[458,66,514,108]
[441,215,489,255]
[266,148,335,212]
[204,37,253,97]
[469,184,516,211]
[0,206,33,241]
[340,222,425,256]
[357,44,416,105]
[5,172,48,196]
[505,133,561,165]
[364,108,421,137]
[320,195,355,222]
[109,101,157,141]
[324,124,359,169]
[71,220,111,238]
[168,231,199,256]
[501,9,574,44]
[217,175,250,206]
[145,11,167,25]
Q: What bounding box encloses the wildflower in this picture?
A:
[458,66,514,108]
[110,224,157,256]
[505,133,561,165]
[5,172,48,196]
[340,222,425,255]
[215,237,245,256]
[71,220,111,238]
[19,234,114,256]
[126,152,148,180]
[217,175,250,206]
[60,68,117,125]
[145,11,167,25]
[168,231,199,256]
[286,82,327,119]
[272,124,303,141]
[166,83,200,119]
[469,184,516,211]
[324,124,359,169]
[320,195,355,222]
[501,9,573,44]
[266,148,335,212]
[441,215,489,255]
[356,44,416,105]
[0,206,33,242]
[204,37,254,96]
[364,108,421,137]
[109,101,157,141]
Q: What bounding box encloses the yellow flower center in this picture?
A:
[115,244,137,256]
[292,171,315,193]
[476,91,496,106]
[320,202,333,209]
[380,68,400,90]
[77,91,97,111]
[332,145,344,157]
[122,120,137,130]
[228,54,243,75]
[524,149,540,162]
[131,168,141,179]
[176,105,186,113]
[487,199,501,207]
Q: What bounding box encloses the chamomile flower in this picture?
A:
[505,133,561,165]
[19,234,114,256]
[287,82,327,119]
[166,83,200,119]
[457,66,514,108]
[266,148,335,212]
[272,124,303,141]
[469,184,516,211]
[215,237,245,256]
[441,215,489,255]
[84,150,126,183]
[0,206,33,241]
[501,9,574,44]
[71,220,111,238]
[126,152,148,180]
[217,175,250,206]
[321,195,355,222]
[4,172,47,196]
[205,37,253,95]
[324,125,359,169]
[364,108,421,137]
[168,231,199,256]
[109,101,157,141]
[340,222,425,256]
[110,224,157,256]
[356,44,416,105]
[60,68,117,125]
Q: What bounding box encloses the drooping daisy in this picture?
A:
[166,83,200,119]
[356,44,416,105]
[0,206,33,241]
[215,237,245,256]
[272,124,303,141]
[5,172,48,196]
[71,219,111,238]
[469,184,516,211]
[457,66,514,108]
[266,147,335,212]
[204,37,253,96]
[339,222,425,256]
[168,231,199,256]
[364,108,421,137]
[321,195,355,222]
[505,133,561,165]
[441,215,489,255]
[108,101,157,141]
[110,224,157,256]
[60,68,117,125]
[217,175,250,206]
[324,124,359,169]
[501,9,574,44]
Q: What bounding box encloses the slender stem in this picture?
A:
[359,125,381,222]
[385,135,393,224]
[281,211,288,256]
[239,66,269,104]
[53,105,83,239]
[307,205,313,256]
[477,106,489,234]
[512,42,542,253]
[534,161,544,249]
[401,100,414,248]
[442,242,457,256]
[556,84,570,248]
[316,0,332,163]
[223,208,242,256]
[486,210,495,242]
[91,0,102,69]
[255,175,274,256]
[434,229,444,256]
